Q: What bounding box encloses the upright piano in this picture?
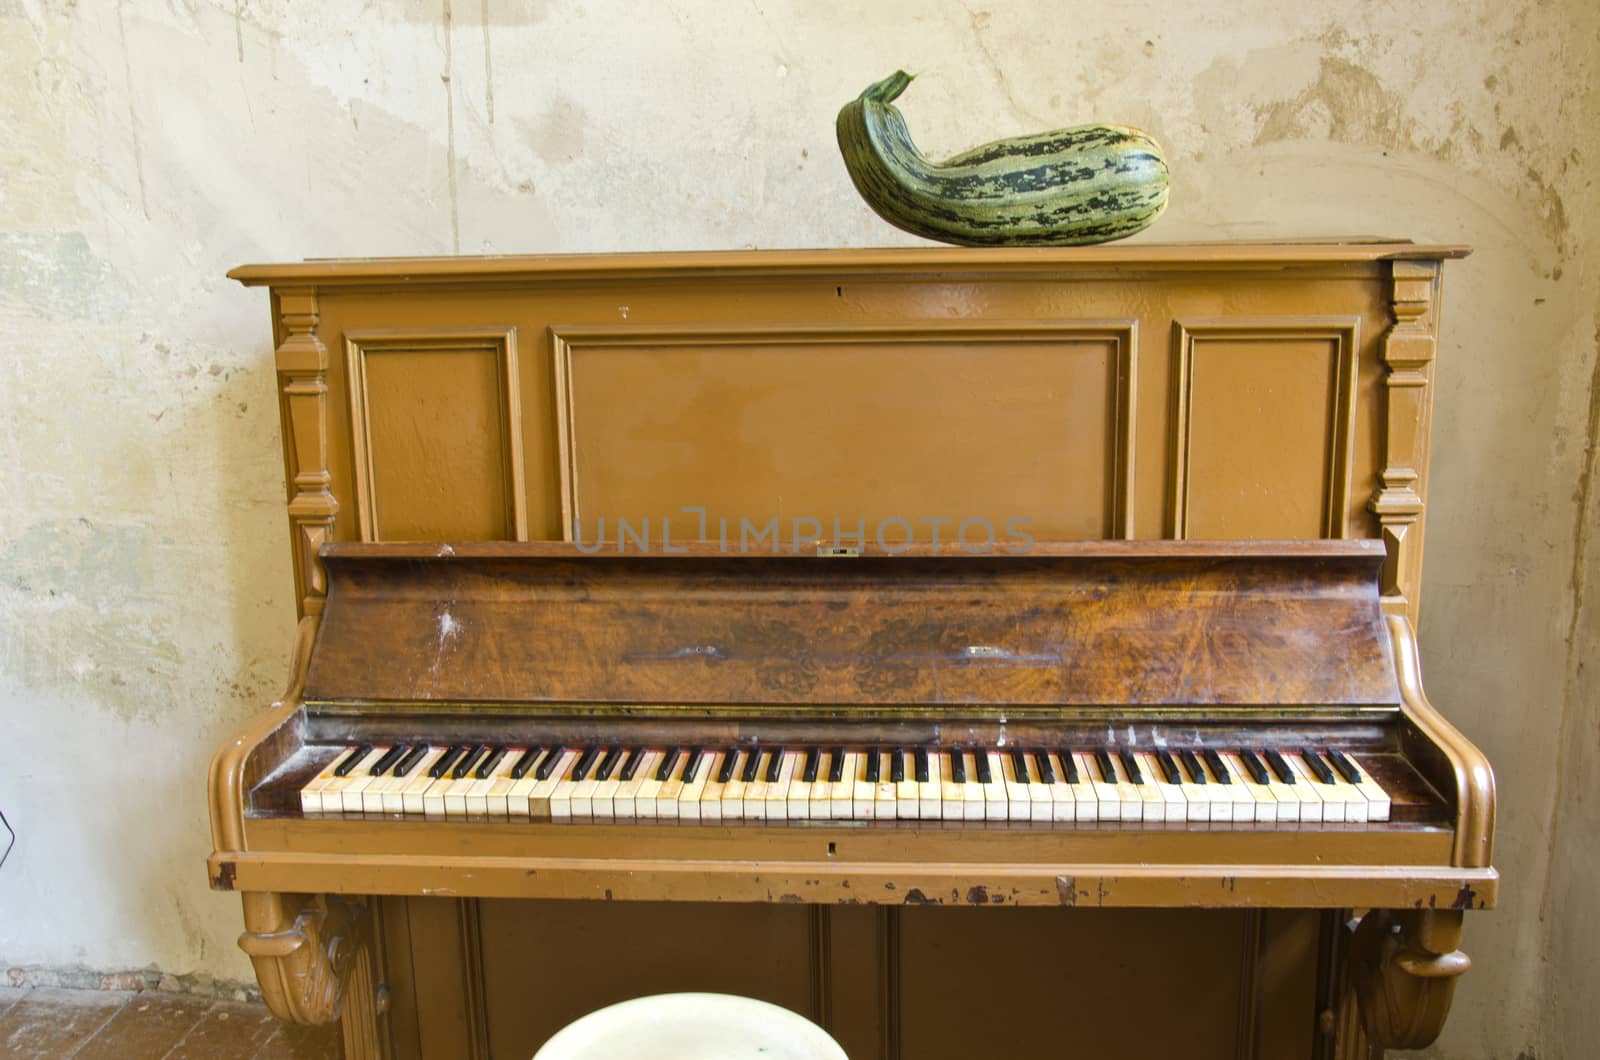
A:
[209,242,1495,1059]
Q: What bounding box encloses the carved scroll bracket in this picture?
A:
[239,892,382,1055]
[1348,908,1470,1052]
[1369,261,1440,620]
[276,288,339,617]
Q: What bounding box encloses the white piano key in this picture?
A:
[1285,753,1323,822]
[1307,751,1366,822]
[401,748,450,815]
[442,763,483,817]
[1064,752,1098,822]
[767,750,797,821]
[1040,752,1075,822]
[505,748,547,817]
[362,751,409,813]
[830,751,857,820]
[677,750,713,821]
[1137,752,1188,823]
[656,751,688,820]
[981,751,1008,821]
[789,752,817,821]
[1225,752,1279,824]
[853,751,879,821]
[872,751,898,820]
[531,749,579,819]
[1349,756,1392,821]
[939,752,965,822]
[743,751,770,821]
[570,753,605,819]
[720,751,748,820]
[1084,751,1122,822]
[960,751,986,821]
[299,749,353,814]
[1001,753,1031,822]
[614,750,659,819]
[1020,753,1052,823]
[1121,754,1164,822]
[1255,753,1302,823]
[590,750,626,819]
[421,773,453,818]
[915,751,940,821]
[335,746,391,813]
[1287,753,1344,822]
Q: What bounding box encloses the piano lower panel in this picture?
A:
[378,897,1332,1060]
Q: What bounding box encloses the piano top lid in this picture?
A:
[227,239,1470,287]
[301,539,1401,713]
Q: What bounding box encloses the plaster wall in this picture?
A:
[0,1,1596,1056]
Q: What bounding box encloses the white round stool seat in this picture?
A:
[532,992,848,1060]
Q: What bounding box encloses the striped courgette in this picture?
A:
[836,70,1169,246]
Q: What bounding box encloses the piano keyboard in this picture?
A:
[300,745,1392,823]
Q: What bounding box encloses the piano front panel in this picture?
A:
[285,251,1427,603]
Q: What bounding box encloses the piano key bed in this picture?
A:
[296,744,1397,824]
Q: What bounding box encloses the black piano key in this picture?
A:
[535,745,568,781]
[656,747,682,782]
[802,747,822,784]
[865,751,881,783]
[334,744,373,777]
[717,749,738,784]
[1011,750,1031,782]
[740,750,761,783]
[890,750,905,784]
[1326,748,1363,784]
[1202,749,1232,785]
[975,752,993,784]
[368,745,407,776]
[1057,750,1080,784]
[595,747,623,782]
[430,745,466,779]
[1264,748,1297,784]
[1094,748,1117,784]
[1119,749,1144,785]
[1155,749,1181,785]
[1034,750,1056,785]
[827,747,846,784]
[1237,749,1270,785]
[618,748,645,782]
[393,744,429,777]
[1178,749,1206,785]
[914,747,930,784]
[569,746,600,783]
[765,749,784,784]
[475,745,508,780]
[510,746,544,780]
[949,750,968,784]
[680,748,705,783]
[453,745,489,780]
[1301,748,1336,784]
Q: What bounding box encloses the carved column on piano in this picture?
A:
[1370,261,1440,621]
[238,892,383,1057]
[1347,908,1470,1054]
[276,287,339,618]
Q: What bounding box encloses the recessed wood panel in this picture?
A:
[345,329,526,543]
[476,900,820,1058]
[552,323,1136,545]
[894,908,1253,1059]
[1169,319,1359,540]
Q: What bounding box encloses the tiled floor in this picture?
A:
[0,987,339,1059]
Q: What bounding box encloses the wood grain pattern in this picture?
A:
[303,543,1399,710]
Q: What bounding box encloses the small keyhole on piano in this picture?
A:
[827,842,837,857]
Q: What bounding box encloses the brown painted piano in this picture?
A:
[209,243,1496,1059]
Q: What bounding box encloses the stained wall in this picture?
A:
[0,2,1595,1055]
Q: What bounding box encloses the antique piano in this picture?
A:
[209,242,1496,1059]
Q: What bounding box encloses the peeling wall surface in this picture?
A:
[0,1,1596,1056]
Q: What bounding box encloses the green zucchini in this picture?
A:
[835,70,1169,246]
